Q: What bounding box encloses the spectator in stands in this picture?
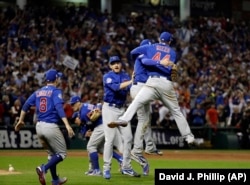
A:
[10,98,22,124]
[227,89,245,126]
[244,99,250,111]
[2,94,12,126]
[237,108,250,149]
[217,104,228,128]
[205,103,219,142]
[229,106,243,127]
[190,103,206,127]
[205,103,219,131]
[0,98,4,125]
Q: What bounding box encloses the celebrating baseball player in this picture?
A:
[129,39,162,176]
[108,32,195,146]
[133,39,163,155]
[14,68,75,185]
[102,55,140,179]
[69,95,123,176]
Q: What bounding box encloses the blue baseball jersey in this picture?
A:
[131,43,176,78]
[103,70,131,105]
[78,103,102,127]
[133,54,150,84]
[22,85,66,123]
[140,55,172,75]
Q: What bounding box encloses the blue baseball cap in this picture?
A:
[45,69,62,82]
[109,56,121,64]
[160,32,172,42]
[140,39,151,46]
[70,96,81,105]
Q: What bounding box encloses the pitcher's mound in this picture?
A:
[0,169,22,175]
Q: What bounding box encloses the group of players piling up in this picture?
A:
[14,31,196,184]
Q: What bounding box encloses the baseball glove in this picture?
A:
[88,108,101,122]
[171,64,178,82]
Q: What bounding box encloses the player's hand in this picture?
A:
[66,126,75,138]
[14,120,25,131]
[160,59,174,67]
[131,71,135,79]
[85,129,92,137]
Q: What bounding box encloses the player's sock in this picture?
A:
[112,151,122,162]
[89,152,100,169]
[45,154,63,170]
[49,164,58,180]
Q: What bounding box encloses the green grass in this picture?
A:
[0,150,250,185]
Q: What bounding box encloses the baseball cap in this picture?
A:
[160,32,172,42]
[45,69,62,82]
[70,96,81,105]
[109,56,121,64]
[140,39,151,46]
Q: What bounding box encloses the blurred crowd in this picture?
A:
[0,3,250,147]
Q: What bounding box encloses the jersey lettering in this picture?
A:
[39,97,47,112]
[162,54,170,60]
[152,52,161,60]
[152,52,170,61]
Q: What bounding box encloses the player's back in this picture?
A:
[133,55,149,83]
[131,43,176,78]
[35,85,63,123]
[145,43,176,62]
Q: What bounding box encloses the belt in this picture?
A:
[133,82,145,85]
[105,102,125,108]
[149,75,170,80]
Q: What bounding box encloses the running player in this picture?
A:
[14,69,75,185]
[102,55,140,179]
[69,95,123,176]
[108,32,195,145]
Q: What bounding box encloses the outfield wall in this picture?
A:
[0,125,244,150]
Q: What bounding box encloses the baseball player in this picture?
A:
[102,55,140,179]
[14,69,75,185]
[108,32,195,145]
[69,95,123,176]
[130,39,162,176]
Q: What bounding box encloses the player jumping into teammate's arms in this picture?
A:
[108,32,195,146]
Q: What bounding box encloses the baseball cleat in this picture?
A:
[87,169,102,176]
[84,169,94,175]
[145,150,163,155]
[103,170,111,179]
[122,169,141,177]
[184,134,198,148]
[36,165,46,185]
[51,177,67,185]
[185,134,195,144]
[131,151,148,165]
[108,120,128,128]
